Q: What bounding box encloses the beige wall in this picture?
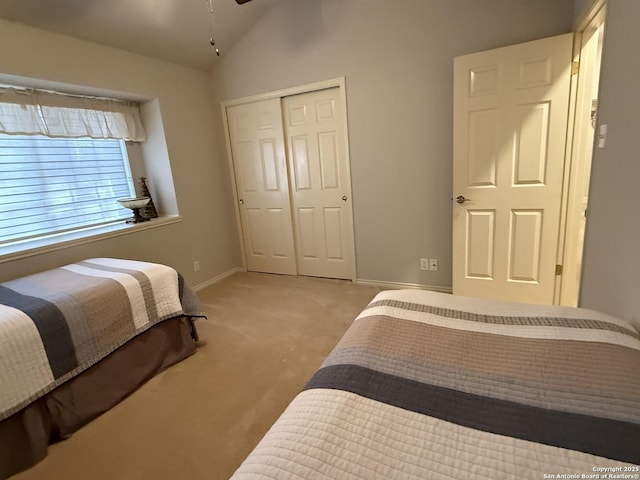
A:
[211,0,573,287]
[0,19,241,286]
[579,0,640,328]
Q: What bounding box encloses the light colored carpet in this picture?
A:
[14,272,380,480]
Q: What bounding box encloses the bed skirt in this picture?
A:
[0,316,197,480]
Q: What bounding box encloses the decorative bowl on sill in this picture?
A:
[117,197,151,224]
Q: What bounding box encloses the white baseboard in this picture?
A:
[193,266,244,291]
[356,278,452,294]
[193,270,452,294]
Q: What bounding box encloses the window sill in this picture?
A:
[0,215,182,264]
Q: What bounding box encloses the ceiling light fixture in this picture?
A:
[206,0,220,56]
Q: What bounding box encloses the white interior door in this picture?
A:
[227,99,297,275]
[283,88,355,280]
[452,34,573,304]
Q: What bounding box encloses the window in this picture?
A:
[0,134,135,245]
[0,85,151,253]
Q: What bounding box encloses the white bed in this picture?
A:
[232,289,640,479]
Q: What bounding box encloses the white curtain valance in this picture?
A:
[0,87,146,141]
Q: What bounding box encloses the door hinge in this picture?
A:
[555,264,563,276]
[571,61,580,76]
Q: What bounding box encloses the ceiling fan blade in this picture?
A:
[236,0,253,4]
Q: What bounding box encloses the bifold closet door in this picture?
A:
[283,88,355,280]
[227,99,297,275]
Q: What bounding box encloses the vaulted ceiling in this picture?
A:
[0,0,278,71]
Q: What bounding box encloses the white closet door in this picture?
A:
[452,34,573,304]
[227,99,297,275]
[283,88,355,280]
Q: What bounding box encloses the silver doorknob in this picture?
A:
[342,195,348,202]
[455,195,470,204]
[239,198,244,204]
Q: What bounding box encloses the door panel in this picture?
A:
[514,102,550,185]
[323,207,343,259]
[468,109,498,187]
[518,57,553,88]
[469,65,501,96]
[297,207,317,259]
[283,88,355,279]
[260,140,279,191]
[453,34,573,304]
[508,210,543,282]
[268,208,291,257]
[246,208,264,255]
[318,133,339,189]
[291,136,312,190]
[227,99,297,275]
[466,210,496,280]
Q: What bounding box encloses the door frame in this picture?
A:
[555,0,606,305]
[221,77,357,281]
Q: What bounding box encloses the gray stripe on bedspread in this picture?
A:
[367,299,640,339]
[78,260,159,323]
[323,347,640,424]
[0,286,77,379]
[305,364,640,464]
[4,269,138,367]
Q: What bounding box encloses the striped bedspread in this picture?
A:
[232,289,640,479]
[0,258,203,421]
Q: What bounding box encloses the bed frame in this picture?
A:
[0,259,203,479]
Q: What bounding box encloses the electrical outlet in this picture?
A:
[429,258,438,271]
[193,260,200,272]
[420,258,429,271]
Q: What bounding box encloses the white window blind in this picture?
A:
[0,134,135,245]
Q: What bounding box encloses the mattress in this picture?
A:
[0,257,203,421]
[232,289,640,479]
[0,257,204,479]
